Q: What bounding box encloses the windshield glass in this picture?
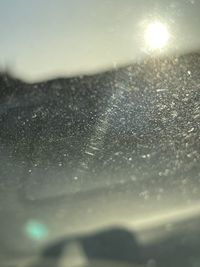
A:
[0,1,200,267]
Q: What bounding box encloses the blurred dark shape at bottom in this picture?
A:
[31,227,141,267]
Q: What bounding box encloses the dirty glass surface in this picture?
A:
[0,53,200,267]
[0,1,200,267]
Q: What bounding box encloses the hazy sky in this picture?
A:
[0,0,200,81]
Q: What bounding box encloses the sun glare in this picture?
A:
[145,22,169,50]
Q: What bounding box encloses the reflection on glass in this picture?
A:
[25,220,48,241]
[144,21,169,49]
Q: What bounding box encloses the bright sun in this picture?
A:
[145,22,169,50]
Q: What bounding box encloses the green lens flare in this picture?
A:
[25,220,48,240]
